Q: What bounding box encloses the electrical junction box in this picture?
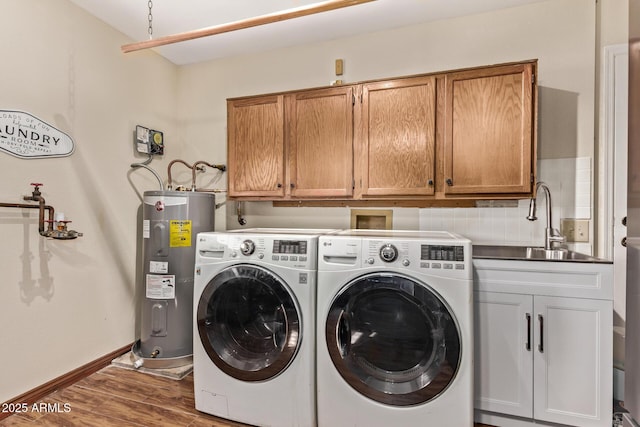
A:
[135,125,164,155]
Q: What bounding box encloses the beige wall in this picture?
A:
[599,0,630,47]
[1,0,627,404]
[175,0,597,230]
[0,1,178,402]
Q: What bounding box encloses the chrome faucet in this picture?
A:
[526,182,565,250]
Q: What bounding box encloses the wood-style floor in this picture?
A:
[0,366,246,427]
[0,365,495,426]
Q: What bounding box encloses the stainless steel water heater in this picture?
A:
[132,190,216,368]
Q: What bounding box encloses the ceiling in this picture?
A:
[69,0,549,65]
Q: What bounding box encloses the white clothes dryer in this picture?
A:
[316,230,473,427]
[194,229,330,427]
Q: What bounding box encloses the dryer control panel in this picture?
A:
[362,239,470,277]
[319,233,472,280]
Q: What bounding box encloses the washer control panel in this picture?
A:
[418,244,466,271]
[421,244,465,262]
[196,233,318,269]
[273,239,308,255]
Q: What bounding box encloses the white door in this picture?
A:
[533,295,613,427]
[612,46,629,324]
[474,291,533,418]
[625,11,640,421]
[601,44,628,404]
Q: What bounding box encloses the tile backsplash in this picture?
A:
[419,157,592,254]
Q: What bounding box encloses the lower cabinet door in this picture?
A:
[533,296,613,427]
[474,291,533,418]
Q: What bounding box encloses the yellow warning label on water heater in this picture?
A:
[169,220,192,247]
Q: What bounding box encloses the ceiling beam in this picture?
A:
[121,0,375,54]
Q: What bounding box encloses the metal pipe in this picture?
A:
[167,159,194,190]
[191,161,226,191]
[23,186,44,232]
[190,165,206,191]
[2,185,81,239]
[236,201,247,226]
[193,188,226,193]
[0,202,55,236]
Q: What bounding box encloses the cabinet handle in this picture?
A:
[277,183,282,188]
[446,178,453,186]
[525,313,532,351]
[623,237,627,247]
[538,314,544,353]
[428,179,434,186]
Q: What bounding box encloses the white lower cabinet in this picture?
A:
[475,291,533,418]
[473,259,613,427]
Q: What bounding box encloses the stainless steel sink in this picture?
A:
[473,245,610,263]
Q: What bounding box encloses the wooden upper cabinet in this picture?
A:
[227,95,285,198]
[357,76,437,197]
[286,86,354,198]
[226,60,538,203]
[443,62,536,195]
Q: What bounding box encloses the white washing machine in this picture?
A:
[193,229,331,427]
[316,229,473,426]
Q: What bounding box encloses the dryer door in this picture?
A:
[197,264,301,381]
[325,272,461,406]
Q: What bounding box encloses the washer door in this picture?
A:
[325,272,461,406]
[197,264,301,381]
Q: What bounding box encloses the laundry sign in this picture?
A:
[0,110,74,159]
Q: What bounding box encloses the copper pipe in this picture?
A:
[191,161,226,191]
[167,159,194,190]
[23,188,47,234]
[0,202,55,236]
[193,188,227,193]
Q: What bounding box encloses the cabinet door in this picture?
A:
[357,76,436,197]
[287,86,354,198]
[533,296,613,427]
[444,63,535,195]
[227,95,285,198]
[474,291,533,418]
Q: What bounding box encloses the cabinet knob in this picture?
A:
[622,237,627,247]
[290,183,295,189]
[446,178,453,186]
[428,179,434,186]
[277,183,282,188]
